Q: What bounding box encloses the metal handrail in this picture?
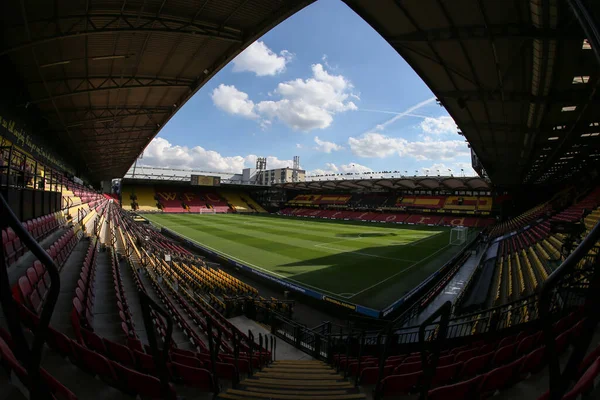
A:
[0,193,61,399]
[138,290,173,399]
[418,301,452,398]
[539,220,600,399]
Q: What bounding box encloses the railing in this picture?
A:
[539,218,600,399]
[0,193,61,399]
[138,290,173,399]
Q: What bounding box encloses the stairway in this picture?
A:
[219,360,366,400]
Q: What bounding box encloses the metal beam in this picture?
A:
[51,106,171,124]
[26,76,190,105]
[29,75,195,86]
[1,13,243,56]
[439,89,594,103]
[385,24,580,43]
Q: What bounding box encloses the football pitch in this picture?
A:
[143,213,471,310]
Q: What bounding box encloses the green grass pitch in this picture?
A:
[142,213,469,310]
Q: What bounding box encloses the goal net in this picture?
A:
[450,226,468,246]
[199,208,216,215]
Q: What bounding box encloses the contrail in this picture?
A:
[358,108,431,119]
[363,96,437,133]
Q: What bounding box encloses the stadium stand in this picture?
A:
[219,189,261,213]
[121,185,160,212]
[279,208,494,228]
[3,1,600,399]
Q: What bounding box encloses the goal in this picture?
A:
[199,208,216,215]
[450,226,468,246]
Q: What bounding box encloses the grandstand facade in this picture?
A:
[2,1,600,400]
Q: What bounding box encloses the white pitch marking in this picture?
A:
[314,244,416,262]
[348,243,453,299]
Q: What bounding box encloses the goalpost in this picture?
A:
[450,226,468,246]
[199,208,216,215]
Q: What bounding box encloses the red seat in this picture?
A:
[72,342,117,384]
[516,334,537,356]
[455,348,481,363]
[492,344,516,367]
[428,375,483,400]
[81,330,106,354]
[563,357,600,400]
[40,368,78,400]
[111,361,177,400]
[438,354,457,367]
[394,361,422,375]
[171,362,213,390]
[104,339,135,367]
[4,239,16,266]
[215,362,237,380]
[171,352,202,368]
[518,346,544,378]
[47,327,75,359]
[459,352,493,380]
[381,371,423,396]
[578,344,600,375]
[431,362,463,388]
[34,261,51,288]
[479,357,524,398]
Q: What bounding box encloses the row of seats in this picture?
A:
[15,229,80,314]
[116,210,269,358]
[3,211,64,267]
[489,202,551,238]
[280,208,495,227]
[552,187,600,223]
[337,312,587,399]
[288,194,493,212]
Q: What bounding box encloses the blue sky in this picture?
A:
[141,0,476,177]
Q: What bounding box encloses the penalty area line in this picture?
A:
[348,242,453,300]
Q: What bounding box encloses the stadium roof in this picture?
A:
[279,175,491,191]
[2,0,599,186]
[0,0,314,181]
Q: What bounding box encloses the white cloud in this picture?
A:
[232,41,292,76]
[420,116,457,135]
[310,162,372,176]
[348,132,470,160]
[314,136,343,153]
[296,143,303,149]
[211,84,257,118]
[212,63,358,131]
[140,137,294,173]
[256,64,357,131]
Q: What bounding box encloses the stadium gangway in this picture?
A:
[0,192,61,399]
[539,217,600,400]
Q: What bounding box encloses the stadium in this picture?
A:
[1,1,600,400]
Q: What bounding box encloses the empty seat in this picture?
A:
[104,339,136,368]
[520,347,546,378]
[171,362,213,390]
[394,361,422,375]
[459,352,493,380]
[111,361,177,400]
[431,362,463,388]
[492,344,516,367]
[72,342,117,385]
[428,375,483,400]
[479,357,524,398]
[381,371,423,396]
